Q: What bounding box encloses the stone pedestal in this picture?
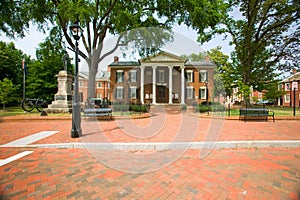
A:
[45,70,73,113]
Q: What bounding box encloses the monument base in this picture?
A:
[44,100,73,113]
[45,70,74,113]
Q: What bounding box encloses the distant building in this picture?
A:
[108,51,215,105]
[78,71,111,102]
[278,71,300,107]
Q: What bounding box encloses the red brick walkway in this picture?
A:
[0,147,299,199]
[0,113,299,199]
[1,114,299,144]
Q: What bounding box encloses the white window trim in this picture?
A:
[284,94,290,103]
[200,86,207,100]
[130,70,137,82]
[116,86,124,99]
[130,86,137,99]
[186,70,193,82]
[158,69,165,83]
[97,82,101,88]
[186,86,194,99]
[285,83,290,91]
[200,70,207,82]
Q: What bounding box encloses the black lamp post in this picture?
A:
[70,22,82,138]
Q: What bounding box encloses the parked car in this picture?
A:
[256,100,274,105]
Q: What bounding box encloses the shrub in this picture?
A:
[196,102,225,112]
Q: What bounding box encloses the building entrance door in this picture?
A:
[157,86,167,103]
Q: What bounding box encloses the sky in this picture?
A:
[0,23,236,75]
[0,23,233,59]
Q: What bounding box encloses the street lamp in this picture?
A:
[70,22,83,138]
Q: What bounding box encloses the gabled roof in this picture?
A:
[109,61,140,67]
[139,51,186,63]
[108,51,215,67]
[185,60,215,67]
[281,71,300,82]
[79,71,110,81]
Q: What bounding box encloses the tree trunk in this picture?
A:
[88,69,97,99]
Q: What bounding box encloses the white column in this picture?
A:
[140,66,145,104]
[168,66,173,104]
[181,66,185,104]
[152,66,156,104]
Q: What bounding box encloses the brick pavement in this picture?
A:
[1,114,299,145]
[0,112,300,199]
[0,147,299,199]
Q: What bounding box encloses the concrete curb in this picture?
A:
[1,140,300,150]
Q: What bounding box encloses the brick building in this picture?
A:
[108,51,215,105]
[278,71,300,107]
[78,71,110,102]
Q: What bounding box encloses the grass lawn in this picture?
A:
[227,106,300,116]
[1,106,300,117]
[0,106,145,117]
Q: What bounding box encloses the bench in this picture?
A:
[239,108,275,122]
[83,108,112,120]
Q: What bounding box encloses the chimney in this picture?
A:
[114,56,119,63]
[204,55,210,62]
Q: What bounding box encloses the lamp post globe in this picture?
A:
[70,22,82,138]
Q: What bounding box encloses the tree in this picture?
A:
[264,80,286,103]
[26,27,66,101]
[0,78,20,109]
[1,0,226,100]
[181,52,205,61]
[207,47,235,100]
[198,0,300,105]
[0,41,25,91]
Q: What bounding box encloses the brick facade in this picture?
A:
[108,51,215,105]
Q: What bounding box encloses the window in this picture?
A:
[129,70,137,82]
[130,87,137,99]
[186,70,193,82]
[116,87,124,99]
[285,83,290,91]
[97,93,101,99]
[284,94,290,103]
[199,70,207,82]
[278,84,283,91]
[97,82,101,88]
[199,87,207,99]
[116,70,124,82]
[187,87,194,99]
[146,70,152,76]
[158,70,165,83]
[79,81,83,87]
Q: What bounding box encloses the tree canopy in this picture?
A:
[1,0,227,99]
[26,27,66,101]
[0,41,25,96]
[198,0,300,104]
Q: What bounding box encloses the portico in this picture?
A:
[109,51,215,105]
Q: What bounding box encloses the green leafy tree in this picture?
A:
[26,27,65,101]
[0,41,25,95]
[1,0,226,100]
[0,78,20,109]
[264,80,286,103]
[181,52,206,61]
[198,0,300,105]
[207,47,236,100]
